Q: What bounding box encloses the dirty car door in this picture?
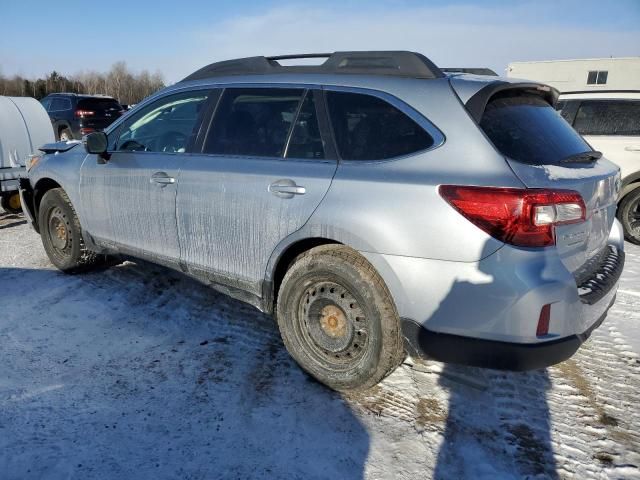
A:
[80,89,211,262]
[177,87,337,296]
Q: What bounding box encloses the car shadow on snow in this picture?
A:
[0,263,370,480]
[428,240,559,479]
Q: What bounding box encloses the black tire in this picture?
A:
[617,187,640,245]
[59,128,73,142]
[276,245,404,392]
[38,188,101,273]
[1,192,22,214]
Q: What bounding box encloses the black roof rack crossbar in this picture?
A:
[266,53,332,61]
[181,51,444,82]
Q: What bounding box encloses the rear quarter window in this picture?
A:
[326,91,434,161]
[479,94,592,165]
[573,100,640,136]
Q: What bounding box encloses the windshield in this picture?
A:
[77,98,122,113]
[480,94,593,165]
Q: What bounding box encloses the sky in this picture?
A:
[1,0,639,84]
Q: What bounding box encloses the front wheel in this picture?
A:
[1,192,22,214]
[276,245,404,392]
[38,188,101,273]
[617,187,640,245]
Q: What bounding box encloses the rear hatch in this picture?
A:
[474,87,621,278]
[76,97,123,130]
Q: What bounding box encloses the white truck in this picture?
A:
[0,96,54,213]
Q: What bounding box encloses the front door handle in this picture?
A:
[150,171,176,187]
[625,145,640,152]
[269,179,306,198]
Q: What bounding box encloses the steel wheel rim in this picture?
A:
[48,207,70,252]
[298,280,369,366]
[628,197,640,234]
[8,193,21,211]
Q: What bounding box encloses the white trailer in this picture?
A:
[0,96,54,213]
[507,57,640,93]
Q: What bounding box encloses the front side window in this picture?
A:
[204,88,304,157]
[326,91,434,161]
[116,90,209,153]
[573,100,640,136]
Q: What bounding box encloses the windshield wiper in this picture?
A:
[559,151,603,164]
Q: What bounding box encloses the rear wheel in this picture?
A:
[38,188,101,273]
[617,187,640,245]
[1,192,22,214]
[276,245,404,392]
[59,128,73,142]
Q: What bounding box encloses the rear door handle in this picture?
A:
[150,171,176,187]
[269,179,306,198]
[624,145,640,152]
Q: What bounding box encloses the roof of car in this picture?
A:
[181,51,445,82]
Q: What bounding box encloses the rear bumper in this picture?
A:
[401,294,615,370]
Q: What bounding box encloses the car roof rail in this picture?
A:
[181,51,444,82]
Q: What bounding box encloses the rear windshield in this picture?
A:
[479,94,592,165]
[77,98,122,113]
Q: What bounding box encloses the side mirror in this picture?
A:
[83,132,110,163]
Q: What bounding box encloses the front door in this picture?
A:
[80,89,211,262]
[177,87,337,295]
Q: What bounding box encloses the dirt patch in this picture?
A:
[416,396,446,427]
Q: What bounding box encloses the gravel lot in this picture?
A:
[1,210,639,479]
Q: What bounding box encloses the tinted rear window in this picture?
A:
[77,98,122,113]
[327,91,434,161]
[573,100,640,136]
[480,94,592,165]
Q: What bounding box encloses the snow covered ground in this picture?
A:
[1,210,639,479]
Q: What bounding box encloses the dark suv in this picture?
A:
[40,93,124,141]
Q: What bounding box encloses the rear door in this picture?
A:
[176,87,337,295]
[76,97,124,131]
[80,89,211,262]
[478,92,620,275]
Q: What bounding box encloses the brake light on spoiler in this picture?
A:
[439,185,586,247]
[75,109,95,118]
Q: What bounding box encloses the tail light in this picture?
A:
[75,109,95,118]
[439,185,586,247]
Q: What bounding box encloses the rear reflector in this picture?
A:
[536,304,551,337]
[439,185,586,247]
[80,128,95,135]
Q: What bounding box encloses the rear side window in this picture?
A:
[573,100,640,136]
[50,98,71,111]
[480,94,592,165]
[285,92,325,160]
[204,88,304,157]
[326,91,434,161]
[77,98,122,113]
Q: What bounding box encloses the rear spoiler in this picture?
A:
[38,140,82,154]
[465,81,559,123]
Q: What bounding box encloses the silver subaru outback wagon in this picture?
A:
[20,51,625,392]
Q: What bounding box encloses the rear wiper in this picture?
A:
[559,151,602,164]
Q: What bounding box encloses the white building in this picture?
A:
[507,57,640,93]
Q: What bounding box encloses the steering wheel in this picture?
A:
[119,139,148,152]
[158,131,188,153]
